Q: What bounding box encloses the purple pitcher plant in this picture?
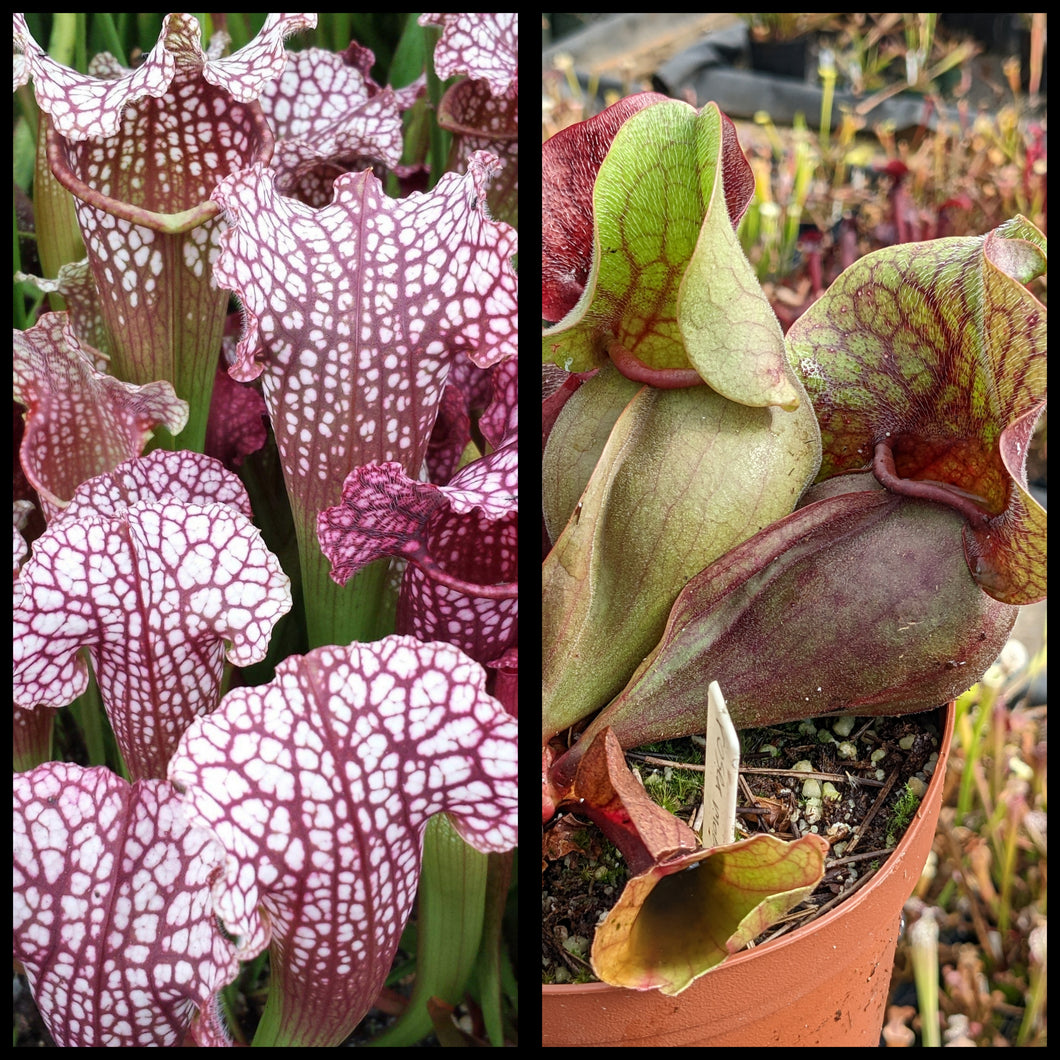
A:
[542,94,1045,992]
[14,12,518,1047]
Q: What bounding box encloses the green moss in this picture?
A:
[634,739,706,815]
[885,782,922,848]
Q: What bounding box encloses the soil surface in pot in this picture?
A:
[542,706,945,984]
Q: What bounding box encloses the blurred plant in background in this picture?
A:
[542,14,1047,295]
[888,636,1047,1047]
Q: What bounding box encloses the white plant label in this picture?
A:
[701,680,740,847]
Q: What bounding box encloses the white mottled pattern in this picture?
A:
[419,13,518,98]
[14,13,315,446]
[317,438,517,663]
[397,504,518,665]
[436,77,519,228]
[478,356,518,448]
[211,152,517,537]
[13,313,189,521]
[13,259,111,355]
[13,452,292,781]
[51,449,252,528]
[259,47,410,206]
[13,499,34,582]
[168,635,517,1047]
[14,763,243,1046]
[14,13,316,141]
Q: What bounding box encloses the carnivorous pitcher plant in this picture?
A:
[542,93,1044,994]
[14,12,518,1046]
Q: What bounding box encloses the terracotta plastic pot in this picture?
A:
[542,701,954,1046]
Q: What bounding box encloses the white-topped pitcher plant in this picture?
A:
[14,12,518,1047]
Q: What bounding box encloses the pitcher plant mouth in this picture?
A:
[872,438,994,528]
[45,102,274,234]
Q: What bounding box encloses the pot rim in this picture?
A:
[543,698,955,995]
